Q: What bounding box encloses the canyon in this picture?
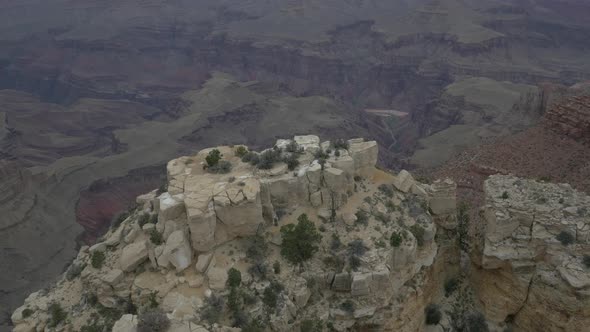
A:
[2,0,590,328]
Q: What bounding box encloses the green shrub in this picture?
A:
[156,183,167,195]
[67,263,86,280]
[149,230,164,245]
[355,210,369,226]
[378,184,394,197]
[149,214,158,224]
[354,175,362,182]
[235,146,248,157]
[280,214,322,266]
[208,160,232,174]
[340,300,355,313]
[273,261,281,274]
[138,213,150,227]
[283,153,300,171]
[584,255,590,268]
[148,291,159,308]
[300,318,323,332]
[257,149,282,169]
[21,308,33,318]
[464,311,489,332]
[137,309,170,332]
[556,231,574,245]
[246,235,268,261]
[348,239,367,257]
[227,286,241,312]
[330,233,342,250]
[285,141,301,153]
[501,191,509,199]
[248,261,268,280]
[262,286,279,308]
[201,294,224,324]
[425,304,441,325]
[91,251,106,269]
[227,268,242,288]
[410,224,426,247]
[241,151,259,165]
[445,278,459,297]
[48,302,67,327]
[390,232,403,247]
[333,139,349,150]
[205,149,222,167]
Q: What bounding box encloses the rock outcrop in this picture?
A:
[472,175,590,331]
[10,136,458,332]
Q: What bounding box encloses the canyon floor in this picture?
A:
[2,0,590,328]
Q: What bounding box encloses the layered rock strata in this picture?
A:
[472,175,590,331]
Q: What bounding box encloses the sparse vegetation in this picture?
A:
[425,304,442,325]
[378,184,394,197]
[48,302,67,328]
[355,209,369,226]
[584,255,590,268]
[202,293,224,324]
[257,149,282,169]
[340,300,355,313]
[205,149,222,167]
[67,262,86,280]
[273,261,281,274]
[300,318,323,332]
[227,268,242,288]
[330,233,342,250]
[390,232,403,247]
[235,146,248,158]
[556,231,574,245]
[91,251,106,269]
[457,202,471,253]
[262,281,284,309]
[285,141,301,153]
[410,224,426,247]
[248,261,268,280]
[348,239,368,257]
[137,309,170,332]
[208,160,232,174]
[333,139,349,150]
[463,311,489,332]
[241,151,260,165]
[149,229,164,245]
[21,308,33,318]
[280,214,322,266]
[445,278,459,297]
[283,153,300,170]
[138,213,150,227]
[501,191,509,199]
[246,235,268,261]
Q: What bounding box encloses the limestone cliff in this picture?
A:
[472,175,590,331]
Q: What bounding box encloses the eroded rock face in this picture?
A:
[472,175,590,331]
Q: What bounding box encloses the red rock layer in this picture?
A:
[75,166,164,243]
[543,95,590,145]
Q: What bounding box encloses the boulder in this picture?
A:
[112,314,137,332]
[392,170,415,193]
[207,267,228,290]
[331,273,351,292]
[158,192,186,223]
[294,135,320,152]
[161,231,192,272]
[102,269,124,285]
[351,274,371,297]
[348,140,378,176]
[89,242,107,253]
[429,179,457,218]
[195,253,215,273]
[120,241,149,272]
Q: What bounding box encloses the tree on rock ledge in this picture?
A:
[280,214,322,267]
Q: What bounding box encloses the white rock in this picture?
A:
[89,242,107,253]
[207,267,228,290]
[120,241,149,272]
[112,314,137,332]
[102,269,124,285]
[392,170,415,193]
[162,231,192,272]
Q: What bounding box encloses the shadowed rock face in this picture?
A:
[2,0,590,328]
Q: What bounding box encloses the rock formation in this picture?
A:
[472,175,590,331]
[10,136,460,332]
